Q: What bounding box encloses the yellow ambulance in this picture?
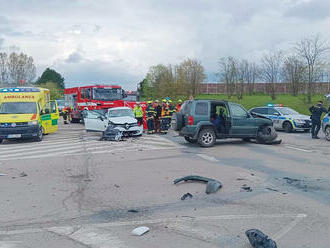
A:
[0,87,59,143]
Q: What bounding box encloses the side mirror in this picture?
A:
[98,116,104,121]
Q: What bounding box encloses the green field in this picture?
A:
[196,94,328,115]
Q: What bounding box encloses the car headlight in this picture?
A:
[295,119,305,123]
[108,122,116,128]
[28,121,38,125]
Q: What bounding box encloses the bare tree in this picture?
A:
[283,56,306,96]
[219,57,238,98]
[0,52,8,86]
[261,50,283,100]
[295,34,330,103]
[237,59,249,99]
[177,58,206,97]
[7,52,36,86]
[246,62,259,94]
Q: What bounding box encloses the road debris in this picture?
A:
[131,226,150,236]
[101,127,123,141]
[266,188,279,192]
[181,193,193,200]
[128,209,139,213]
[114,184,120,188]
[245,229,277,248]
[19,172,27,177]
[174,175,222,194]
[241,186,252,192]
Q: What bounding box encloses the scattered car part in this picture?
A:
[20,172,27,177]
[174,175,222,194]
[101,127,123,141]
[181,193,193,200]
[256,126,278,144]
[206,180,222,194]
[131,226,150,236]
[241,186,252,192]
[128,209,139,213]
[245,229,277,248]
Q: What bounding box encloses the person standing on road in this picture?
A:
[309,100,328,139]
[133,102,144,126]
[146,101,156,134]
[154,100,162,133]
[168,100,176,125]
[161,99,170,134]
[176,99,183,112]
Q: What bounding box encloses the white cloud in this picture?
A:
[0,0,329,89]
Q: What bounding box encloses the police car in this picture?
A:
[249,104,311,133]
[322,94,330,141]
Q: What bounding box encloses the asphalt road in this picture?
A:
[0,123,329,248]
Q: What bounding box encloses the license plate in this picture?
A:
[7,134,21,138]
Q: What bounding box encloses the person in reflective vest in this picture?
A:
[133,102,144,126]
[146,101,156,134]
[176,99,183,112]
[168,100,176,126]
[161,99,170,134]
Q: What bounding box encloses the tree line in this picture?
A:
[140,35,330,103]
[0,50,65,99]
[219,35,330,103]
[0,52,36,86]
[138,58,206,99]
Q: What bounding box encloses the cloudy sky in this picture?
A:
[0,0,329,89]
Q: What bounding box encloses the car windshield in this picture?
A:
[0,102,37,114]
[109,109,134,118]
[93,88,123,101]
[277,107,299,115]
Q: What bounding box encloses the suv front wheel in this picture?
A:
[198,128,216,147]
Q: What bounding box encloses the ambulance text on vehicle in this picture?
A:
[0,87,59,143]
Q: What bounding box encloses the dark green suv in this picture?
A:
[172,100,278,147]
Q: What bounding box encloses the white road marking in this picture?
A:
[0,131,182,161]
[285,145,313,153]
[196,154,219,162]
[49,226,128,248]
[0,241,21,248]
[0,213,307,236]
[273,213,307,241]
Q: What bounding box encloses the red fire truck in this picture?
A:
[64,85,145,123]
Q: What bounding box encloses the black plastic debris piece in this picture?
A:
[174,175,222,194]
[283,177,300,184]
[181,193,193,200]
[128,209,139,213]
[245,229,277,248]
[241,186,252,192]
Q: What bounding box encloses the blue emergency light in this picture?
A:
[0,87,40,93]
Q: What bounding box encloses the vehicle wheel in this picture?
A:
[242,138,251,142]
[198,128,216,147]
[171,113,183,131]
[35,127,43,142]
[325,126,330,141]
[283,121,293,133]
[256,126,277,144]
[184,136,197,143]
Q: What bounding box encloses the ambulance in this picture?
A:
[0,87,59,143]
